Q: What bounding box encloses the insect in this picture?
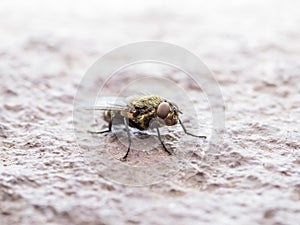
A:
[87,95,206,161]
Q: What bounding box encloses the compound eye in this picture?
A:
[157,102,170,119]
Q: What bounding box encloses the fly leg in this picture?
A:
[121,117,132,161]
[179,119,206,139]
[156,126,172,155]
[88,120,112,134]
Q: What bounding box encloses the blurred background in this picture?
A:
[1,0,300,224]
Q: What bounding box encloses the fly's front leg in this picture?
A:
[121,117,132,161]
[179,119,206,139]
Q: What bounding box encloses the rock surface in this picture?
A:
[1,0,300,224]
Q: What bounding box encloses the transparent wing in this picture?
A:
[83,106,128,111]
[78,96,129,111]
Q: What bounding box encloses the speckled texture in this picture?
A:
[1,0,300,224]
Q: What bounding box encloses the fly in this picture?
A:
[86,95,206,161]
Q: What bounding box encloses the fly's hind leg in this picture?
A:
[179,119,206,139]
[121,117,132,161]
[88,120,112,134]
[88,111,112,134]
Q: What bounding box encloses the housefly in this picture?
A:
[86,95,206,161]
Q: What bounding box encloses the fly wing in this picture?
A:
[83,106,127,111]
[78,96,129,111]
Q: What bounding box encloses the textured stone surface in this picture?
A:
[1,0,300,224]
